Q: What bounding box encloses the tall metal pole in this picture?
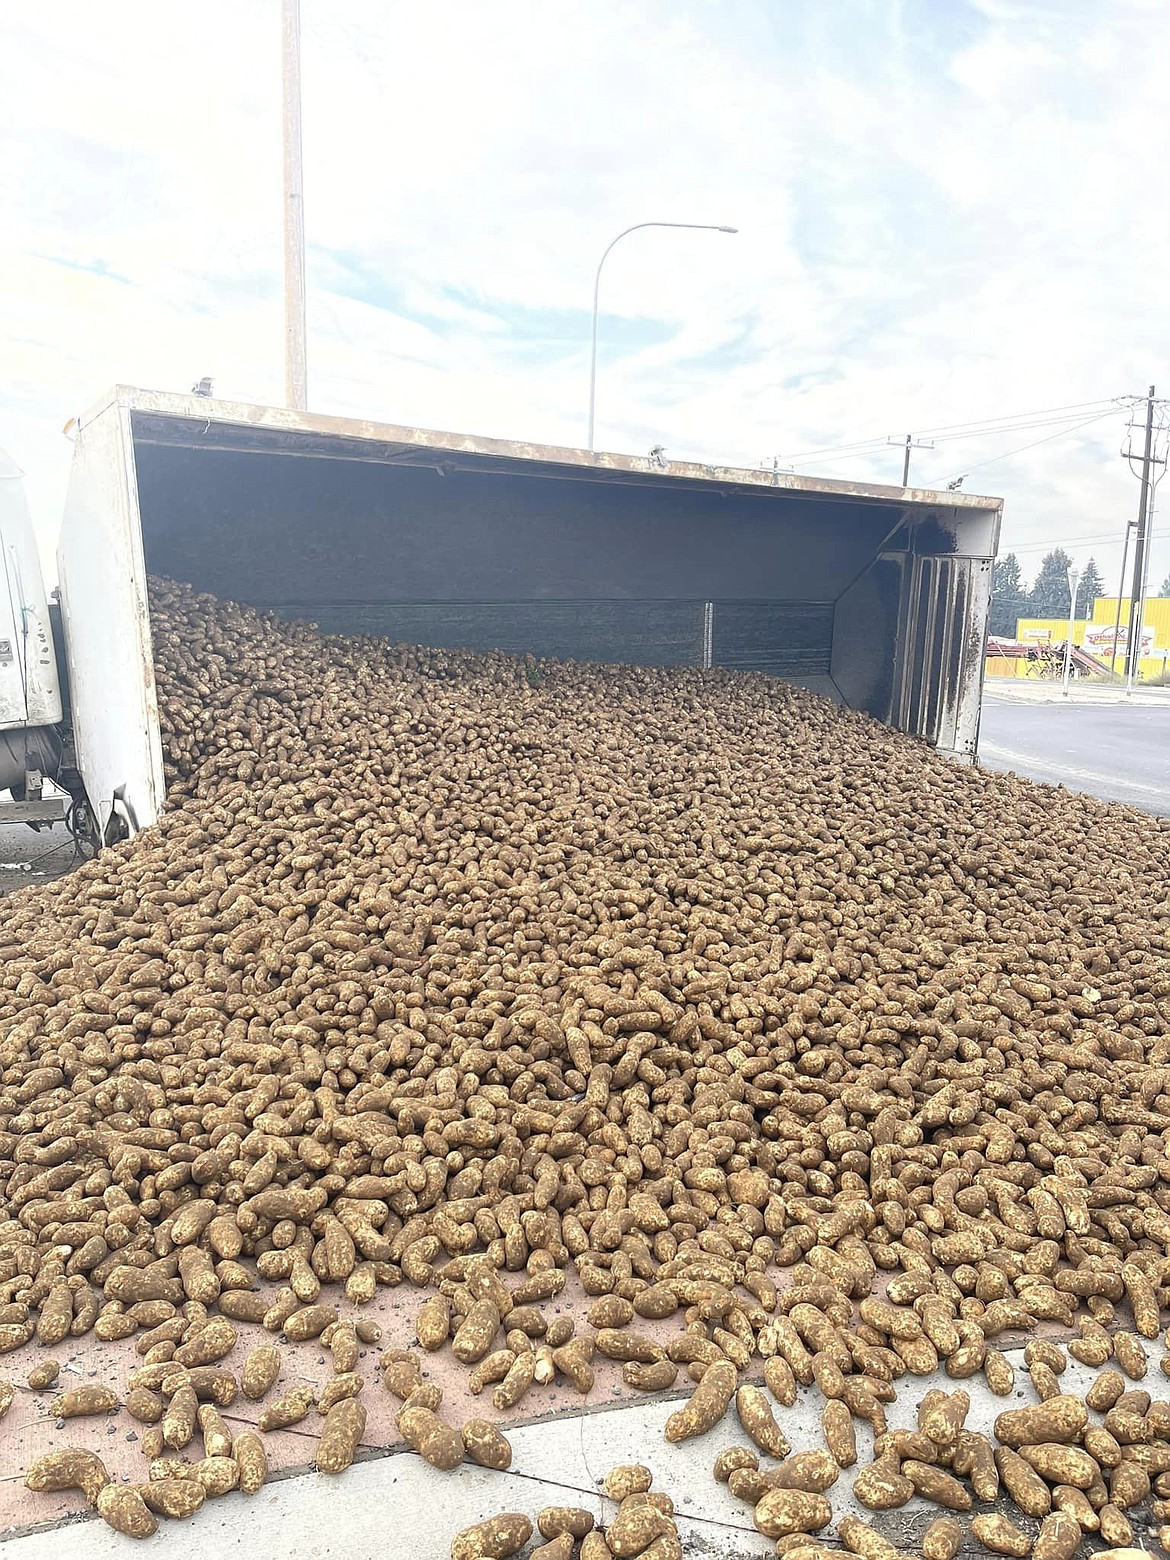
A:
[902,435,911,487]
[1125,384,1155,681]
[1061,564,1080,697]
[282,0,308,410]
[587,221,737,451]
[1110,520,1135,679]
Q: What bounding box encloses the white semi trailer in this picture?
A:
[2,386,1001,847]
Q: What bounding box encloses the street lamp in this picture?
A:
[587,222,738,452]
[1061,564,1081,698]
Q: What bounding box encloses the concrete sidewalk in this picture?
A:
[984,676,1170,707]
[1,1345,1131,1560]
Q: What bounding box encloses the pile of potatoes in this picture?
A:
[2,577,1170,1548]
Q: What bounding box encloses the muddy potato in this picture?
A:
[971,1514,1031,1557]
[258,1384,316,1431]
[836,1515,905,1560]
[822,1399,857,1466]
[921,1516,963,1560]
[605,1465,653,1499]
[416,1295,452,1352]
[531,1537,574,1560]
[140,1478,207,1519]
[902,1461,971,1512]
[607,1504,675,1556]
[852,1456,914,1511]
[25,1448,110,1505]
[26,1360,60,1391]
[452,1301,501,1365]
[996,1447,1053,1519]
[234,1431,269,1494]
[50,1383,119,1419]
[623,1359,678,1392]
[96,1485,158,1539]
[462,1419,513,1470]
[753,1489,833,1539]
[1032,1512,1081,1560]
[451,1515,533,1560]
[995,1395,1088,1448]
[770,1452,840,1494]
[190,1457,240,1497]
[735,1384,791,1458]
[715,1446,759,1482]
[398,1405,463,1470]
[1019,1442,1099,1489]
[538,1508,595,1540]
[317,1398,367,1474]
[665,1359,737,1443]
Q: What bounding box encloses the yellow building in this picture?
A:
[986,595,1170,681]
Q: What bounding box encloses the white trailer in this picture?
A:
[9,386,1001,845]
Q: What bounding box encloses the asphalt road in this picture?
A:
[979,696,1170,815]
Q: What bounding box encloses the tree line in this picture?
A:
[990,549,1170,638]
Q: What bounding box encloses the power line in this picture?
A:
[772,396,1131,467]
[922,408,1121,487]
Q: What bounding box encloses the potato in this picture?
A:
[163,1383,199,1450]
[25,1448,110,1505]
[317,1398,367,1474]
[852,1455,914,1511]
[714,1446,758,1482]
[189,1457,240,1496]
[664,1359,737,1442]
[397,1405,463,1469]
[451,1515,533,1560]
[996,1446,1053,1518]
[537,1508,595,1540]
[531,1536,575,1560]
[604,1465,653,1499]
[416,1295,452,1352]
[1019,1442,1099,1489]
[258,1384,316,1431]
[96,1485,158,1539]
[241,1344,282,1400]
[623,1359,678,1392]
[752,1489,833,1539]
[769,1452,840,1494]
[822,1399,857,1466]
[234,1431,269,1494]
[735,1384,791,1458]
[837,1515,905,1560]
[1032,1512,1081,1560]
[50,1383,119,1419]
[453,1300,501,1364]
[462,1419,513,1470]
[173,1316,236,1366]
[921,1516,963,1560]
[995,1395,1089,1448]
[901,1461,971,1512]
[606,1504,675,1556]
[140,1478,207,1518]
[971,1514,1031,1557]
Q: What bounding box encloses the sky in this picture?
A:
[2,0,1170,597]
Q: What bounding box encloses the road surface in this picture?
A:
[979,695,1170,815]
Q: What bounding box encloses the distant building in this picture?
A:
[985,594,1170,681]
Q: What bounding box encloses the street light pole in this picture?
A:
[282,0,307,410]
[587,221,737,452]
[1062,564,1081,698]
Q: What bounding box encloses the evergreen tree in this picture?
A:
[1158,572,1170,598]
[1079,558,1104,615]
[989,553,1028,637]
[1026,548,1076,618]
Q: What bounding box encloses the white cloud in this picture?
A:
[1,0,1168,594]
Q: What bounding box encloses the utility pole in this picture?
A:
[1124,385,1156,683]
[888,434,934,487]
[282,0,308,410]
